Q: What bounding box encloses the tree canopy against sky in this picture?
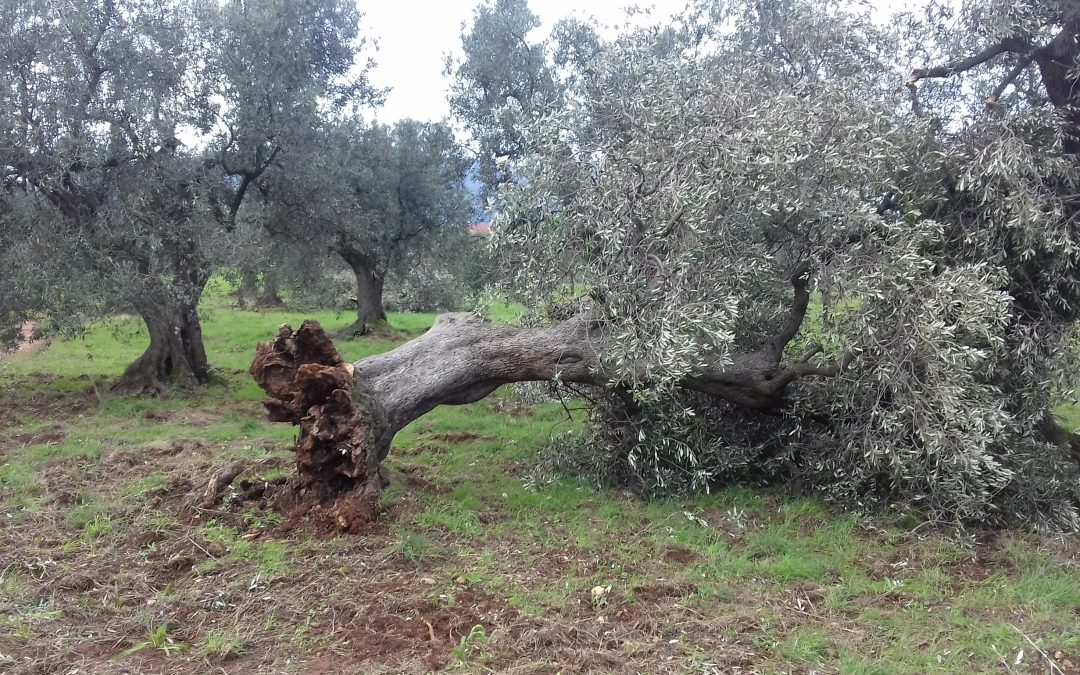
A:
[446,0,601,198]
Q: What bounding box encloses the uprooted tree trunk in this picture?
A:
[250,267,846,530]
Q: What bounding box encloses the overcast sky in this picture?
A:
[361,1,689,125]
[360,0,918,125]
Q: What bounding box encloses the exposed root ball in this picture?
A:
[251,320,386,529]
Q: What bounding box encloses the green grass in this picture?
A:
[0,296,1078,673]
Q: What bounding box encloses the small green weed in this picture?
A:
[450,624,495,664]
[203,629,248,660]
[114,623,189,660]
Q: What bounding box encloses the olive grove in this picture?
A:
[253,0,1080,531]
[0,0,379,393]
[257,118,475,336]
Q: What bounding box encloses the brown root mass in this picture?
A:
[249,320,386,531]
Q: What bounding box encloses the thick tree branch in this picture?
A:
[906,38,1031,86]
[987,53,1035,106]
[767,260,812,357]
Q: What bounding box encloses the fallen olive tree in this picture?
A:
[248,265,848,528]
[240,0,1080,532]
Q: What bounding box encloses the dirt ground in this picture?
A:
[0,323,46,362]
[1,377,1078,674]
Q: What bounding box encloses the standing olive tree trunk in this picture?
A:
[338,246,388,337]
[114,304,210,396]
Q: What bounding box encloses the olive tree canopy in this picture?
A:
[247,0,1080,532]
[0,0,376,392]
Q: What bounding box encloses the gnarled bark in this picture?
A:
[112,306,210,396]
[338,246,387,337]
[112,237,213,396]
[251,269,846,529]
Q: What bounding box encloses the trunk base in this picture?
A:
[112,311,210,396]
[333,317,393,339]
[250,320,389,530]
[255,294,285,310]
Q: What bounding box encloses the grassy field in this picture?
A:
[1,292,1078,674]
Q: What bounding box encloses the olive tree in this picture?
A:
[249,0,1080,531]
[261,118,473,336]
[447,0,600,197]
[0,0,374,393]
[0,0,218,392]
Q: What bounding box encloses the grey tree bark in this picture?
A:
[338,246,387,337]
[250,269,844,529]
[112,305,210,396]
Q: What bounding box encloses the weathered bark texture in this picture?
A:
[250,269,845,528]
[339,247,387,337]
[112,306,210,396]
[111,236,213,396]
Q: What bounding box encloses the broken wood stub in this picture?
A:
[250,320,386,528]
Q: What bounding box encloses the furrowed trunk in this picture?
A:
[113,257,212,396]
[111,305,210,396]
[339,248,387,337]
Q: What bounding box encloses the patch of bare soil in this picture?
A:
[395,442,448,456]
[344,582,523,670]
[0,427,65,458]
[632,582,697,604]
[139,408,217,427]
[0,321,47,361]
[660,543,703,565]
[0,379,99,425]
[395,464,451,494]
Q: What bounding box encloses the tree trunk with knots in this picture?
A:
[111,305,210,396]
[338,247,387,337]
[249,270,845,530]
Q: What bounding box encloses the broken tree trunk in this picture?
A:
[250,268,846,530]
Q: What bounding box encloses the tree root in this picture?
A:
[250,320,388,531]
[180,461,246,521]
